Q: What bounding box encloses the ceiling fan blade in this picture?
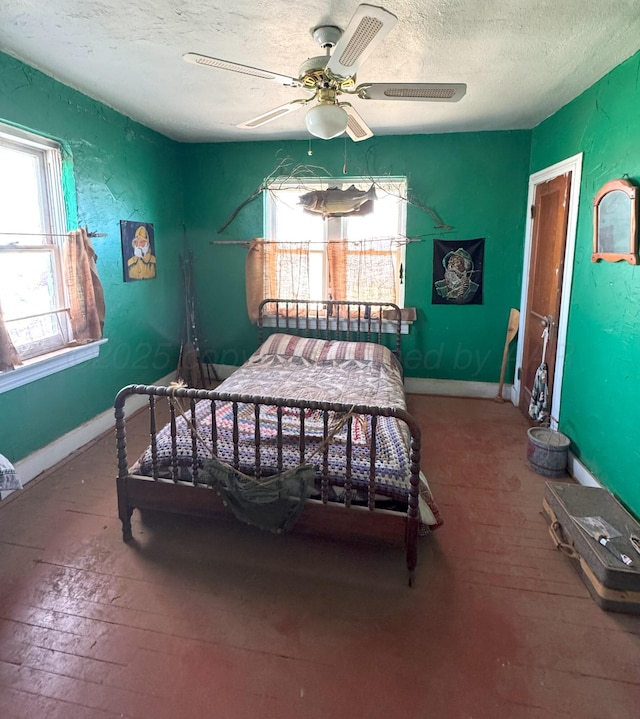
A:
[237,100,307,129]
[183,52,302,88]
[340,103,374,142]
[356,82,467,102]
[325,4,397,80]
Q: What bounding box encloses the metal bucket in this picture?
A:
[527,427,570,478]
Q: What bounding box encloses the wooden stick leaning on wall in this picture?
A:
[176,251,216,387]
[495,308,520,403]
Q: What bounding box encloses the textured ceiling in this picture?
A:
[1,0,639,143]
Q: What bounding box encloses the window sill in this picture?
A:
[0,339,108,394]
[261,315,413,335]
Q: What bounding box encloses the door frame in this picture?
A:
[512,153,583,427]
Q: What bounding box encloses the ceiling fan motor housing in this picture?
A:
[311,25,342,49]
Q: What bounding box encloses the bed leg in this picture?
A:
[405,518,419,587]
[120,509,133,543]
[117,477,134,542]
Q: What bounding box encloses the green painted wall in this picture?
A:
[8,36,637,523]
[531,50,640,515]
[183,131,531,381]
[0,52,184,462]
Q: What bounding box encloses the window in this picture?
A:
[0,123,71,360]
[264,177,407,307]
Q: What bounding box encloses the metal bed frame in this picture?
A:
[114,299,424,584]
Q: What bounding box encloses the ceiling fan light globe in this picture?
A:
[305,104,349,140]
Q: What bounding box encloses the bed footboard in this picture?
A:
[114,384,424,584]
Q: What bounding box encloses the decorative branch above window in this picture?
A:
[592,178,638,265]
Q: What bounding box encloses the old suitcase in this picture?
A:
[542,480,640,613]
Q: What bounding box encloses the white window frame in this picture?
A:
[0,122,104,393]
[0,124,72,356]
[264,176,408,308]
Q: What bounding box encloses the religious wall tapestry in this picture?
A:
[432,238,484,305]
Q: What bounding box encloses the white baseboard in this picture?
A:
[5,372,175,496]
[568,451,602,488]
[404,377,513,400]
[404,380,600,489]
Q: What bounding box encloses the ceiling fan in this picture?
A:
[184,3,466,142]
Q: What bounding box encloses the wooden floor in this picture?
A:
[1,395,639,718]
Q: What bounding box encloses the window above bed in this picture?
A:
[263,177,407,308]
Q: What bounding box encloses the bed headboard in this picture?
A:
[257,299,403,358]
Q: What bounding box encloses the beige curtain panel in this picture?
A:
[246,239,269,323]
[0,301,23,371]
[64,228,106,342]
[0,228,105,371]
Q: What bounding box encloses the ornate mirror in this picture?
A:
[592,178,638,264]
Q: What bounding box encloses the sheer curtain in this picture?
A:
[246,239,311,322]
[269,242,311,303]
[327,239,398,309]
[246,237,399,321]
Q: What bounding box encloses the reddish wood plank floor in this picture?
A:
[1,396,639,718]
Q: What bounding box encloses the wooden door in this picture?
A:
[519,172,572,417]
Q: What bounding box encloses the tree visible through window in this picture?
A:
[264,178,407,307]
[0,123,71,361]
